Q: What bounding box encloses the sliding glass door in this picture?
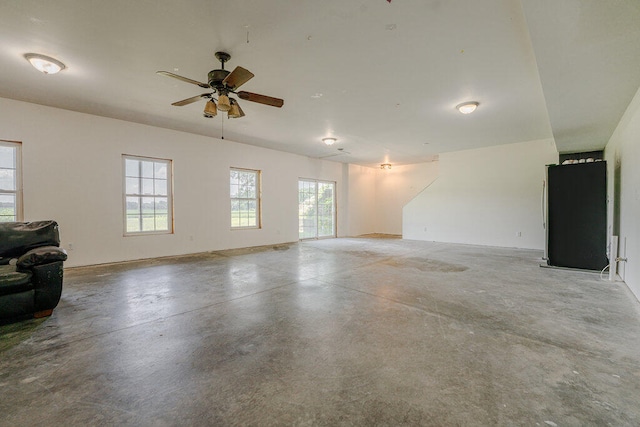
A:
[298,179,336,240]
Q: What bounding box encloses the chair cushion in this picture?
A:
[0,265,33,296]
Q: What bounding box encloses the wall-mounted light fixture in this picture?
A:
[380,163,392,170]
[456,101,479,114]
[322,137,337,146]
[24,53,66,74]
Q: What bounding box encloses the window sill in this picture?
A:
[124,230,173,237]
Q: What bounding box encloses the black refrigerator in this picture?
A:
[545,161,608,271]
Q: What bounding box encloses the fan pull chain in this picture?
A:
[221,113,224,139]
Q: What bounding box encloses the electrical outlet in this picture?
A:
[516,231,522,237]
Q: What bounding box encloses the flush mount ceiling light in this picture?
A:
[322,137,337,146]
[380,163,392,170]
[24,53,66,74]
[456,101,479,114]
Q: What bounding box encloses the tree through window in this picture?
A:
[298,179,335,239]
[124,155,172,234]
[0,141,21,222]
[230,168,261,229]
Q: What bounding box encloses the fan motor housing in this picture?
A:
[208,69,230,89]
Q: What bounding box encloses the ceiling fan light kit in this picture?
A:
[24,53,66,74]
[217,94,231,112]
[157,51,283,120]
[228,99,245,118]
[204,100,217,117]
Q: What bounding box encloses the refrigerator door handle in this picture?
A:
[542,179,546,229]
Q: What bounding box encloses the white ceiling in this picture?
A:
[521,0,640,154]
[1,0,639,167]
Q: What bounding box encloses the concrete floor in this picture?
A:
[1,237,640,426]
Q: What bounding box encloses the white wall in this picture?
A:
[345,164,377,236]
[343,162,440,237]
[403,139,558,249]
[0,97,352,267]
[374,162,439,235]
[605,85,640,300]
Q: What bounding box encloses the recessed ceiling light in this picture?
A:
[456,101,479,114]
[24,53,66,74]
[322,137,337,146]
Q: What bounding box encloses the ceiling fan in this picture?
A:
[157,51,284,119]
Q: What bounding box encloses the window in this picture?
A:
[230,168,261,229]
[0,141,22,222]
[298,179,336,239]
[123,155,172,234]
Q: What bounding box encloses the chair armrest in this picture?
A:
[16,246,68,270]
[31,261,65,312]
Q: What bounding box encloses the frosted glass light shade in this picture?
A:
[456,102,479,114]
[228,102,241,118]
[217,94,231,112]
[204,100,217,117]
[25,53,66,74]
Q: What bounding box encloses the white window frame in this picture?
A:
[230,168,261,229]
[0,140,23,222]
[298,178,336,240]
[123,155,173,235]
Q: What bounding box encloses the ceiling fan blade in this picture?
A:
[171,93,210,106]
[222,66,254,90]
[237,91,284,108]
[156,71,210,89]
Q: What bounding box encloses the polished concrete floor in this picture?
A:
[1,237,640,426]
